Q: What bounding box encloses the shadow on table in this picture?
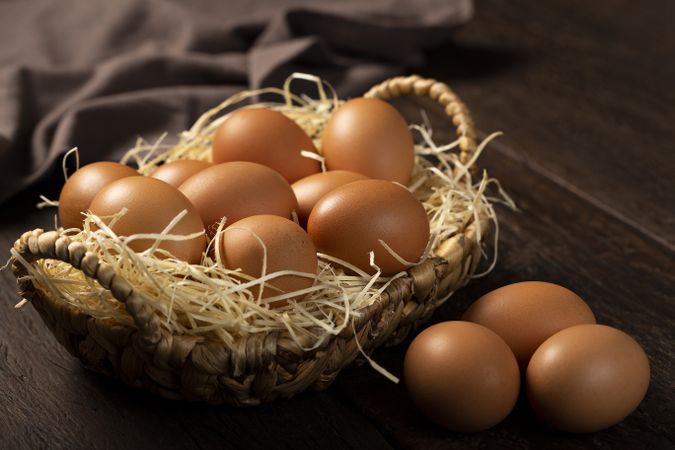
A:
[424,42,529,80]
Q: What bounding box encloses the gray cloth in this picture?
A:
[0,0,472,204]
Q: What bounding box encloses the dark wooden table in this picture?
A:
[1,1,673,448]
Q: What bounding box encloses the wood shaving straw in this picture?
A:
[18,73,514,353]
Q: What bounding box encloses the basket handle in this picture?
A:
[364,75,477,169]
[12,229,162,350]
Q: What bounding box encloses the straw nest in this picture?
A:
[14,74,512,365]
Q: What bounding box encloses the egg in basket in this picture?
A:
[11,74,508,405]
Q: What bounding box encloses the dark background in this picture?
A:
[1,0,674,448]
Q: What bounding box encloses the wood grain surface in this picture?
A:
[1,0,673,448]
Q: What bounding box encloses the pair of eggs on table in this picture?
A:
[57,99,429,303]
[404,282,650,434]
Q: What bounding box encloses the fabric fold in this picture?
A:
[0,0,472,203]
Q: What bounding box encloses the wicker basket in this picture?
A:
[11,75,488,406]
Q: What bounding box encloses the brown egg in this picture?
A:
[150,160,212,188]
[526,324,650,433]
[178,162,298,234]
[220,215,318,306]
[58,161,138,229]
[321,98,415,184]
[404,321,520,432]
[212,108,321,183]
[89,176,206,263]
[291,170,369,227]
[307,179,429,275]
[462,281,596,368]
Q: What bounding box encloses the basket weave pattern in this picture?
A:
[12,75,487,405]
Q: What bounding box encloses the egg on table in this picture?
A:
[88,176,206,264]
[58,161,138,229]
[321,97,415,184]
[526,324,650,433]
[178,161,298,235]
[220,214,318,306]
[307,179,429,275]
[212,107,321,183]
[462,281,596,368]
[404,321,520,432]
